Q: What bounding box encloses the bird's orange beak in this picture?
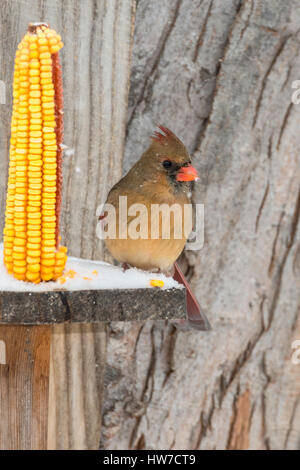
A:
[176,164,199,182]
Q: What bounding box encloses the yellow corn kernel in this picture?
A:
[14,238,26,246]
[28,237,41,244]
[43,204,55,211]
[41,273,53,281]
[43,187,56,193]
[51,45,60,54]
[14,266,27,274]
[41,258,55,267]
[150,279,165,288]
[27,242,40,250]
[14,273,26,280]
[42,232,55,239]
[42,239,56,247]
[12,252,26,260]
[54,266,64,274]
[13,245,26,254]
[27,256,40,264]
[26,271,40,281]
[41,265,54,274]
[14,228,26,238]
[42,246,55,253]
[27,230,41,237]
[14,259,27,267]
[27,264,41,273]
[42,223,56,230]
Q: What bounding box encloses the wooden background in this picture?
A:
[0,0,300,450]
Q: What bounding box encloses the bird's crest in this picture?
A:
[151,125,182,147]
[149,125,189,162]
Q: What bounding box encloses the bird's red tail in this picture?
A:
[173,262,210,331]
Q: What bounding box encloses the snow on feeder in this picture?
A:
[3,23,67,283]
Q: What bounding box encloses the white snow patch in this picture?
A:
[0,243,181,292]
[66,149,75,157]
[61,144,75,157]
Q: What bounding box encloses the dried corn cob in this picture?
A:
[3,23,67,283]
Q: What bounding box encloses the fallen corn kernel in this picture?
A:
[66,269,77,278]
[150,279,164,288]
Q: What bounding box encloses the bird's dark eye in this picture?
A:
[163,160,172,169]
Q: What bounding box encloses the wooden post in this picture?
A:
[0,326,50,450]
[47,324,107,450]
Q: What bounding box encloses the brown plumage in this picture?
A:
[105,126,194,270]
[101,126,209,330]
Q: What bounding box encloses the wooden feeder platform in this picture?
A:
[0,287,187,324]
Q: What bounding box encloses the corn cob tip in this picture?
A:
[28,23,49,33]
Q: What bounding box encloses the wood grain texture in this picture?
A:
[0,0,135,450]
[0,326,50,450]
[100,0,300,449]
[48,323,106,450]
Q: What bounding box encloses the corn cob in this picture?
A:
[3,23,67,283]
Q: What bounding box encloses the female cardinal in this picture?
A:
[100,126,210,330]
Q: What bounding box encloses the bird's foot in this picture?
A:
[154,266,175,277]
[122,262,131,272]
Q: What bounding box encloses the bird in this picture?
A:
[100,125,210,330]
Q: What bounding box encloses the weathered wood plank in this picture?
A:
[0,288,186,324]
[47,323,106,450]
[0,326,50,450]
